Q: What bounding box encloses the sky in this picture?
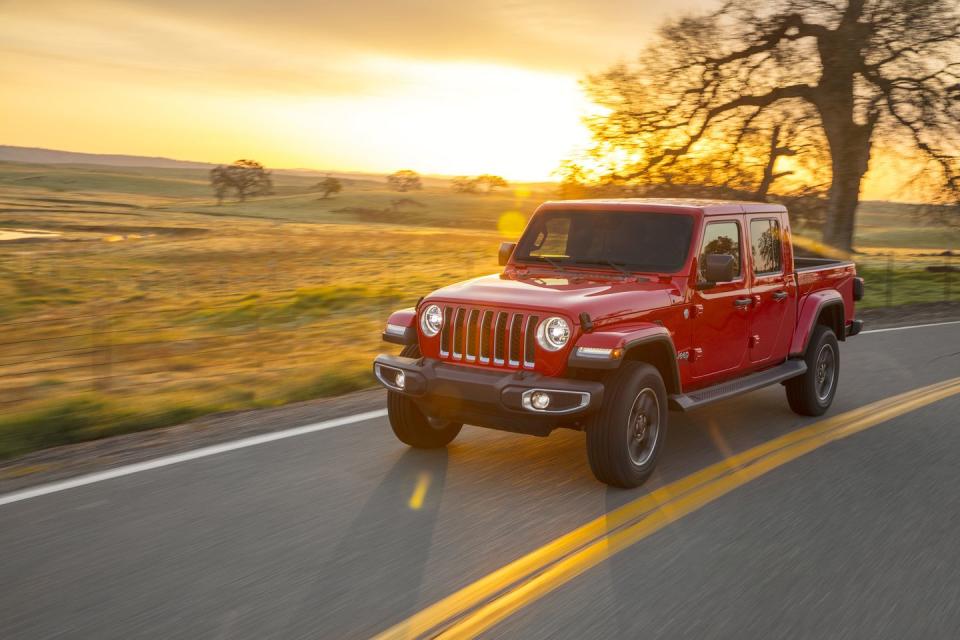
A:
[0,0,716,181]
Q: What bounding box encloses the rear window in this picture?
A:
[750,218,783,274]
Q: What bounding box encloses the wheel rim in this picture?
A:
[814,343,836,402]
[626,388,660,466]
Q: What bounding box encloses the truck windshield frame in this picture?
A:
[513,210,695,274]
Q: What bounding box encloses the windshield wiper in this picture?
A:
[529,255,565,269]
[572,259,632,277]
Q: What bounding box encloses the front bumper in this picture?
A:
[846,319,863,337]
[373,355,604,436]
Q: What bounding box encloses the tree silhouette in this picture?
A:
[475,174,509,193]
[387,170,422,192]
[452,174,509,194]
[452,176,477,193]
[317,176,342,199]
[209,159,273,203]
[581,0,960,252]
[755,224,782,272]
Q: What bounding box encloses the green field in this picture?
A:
[0,160,956,458]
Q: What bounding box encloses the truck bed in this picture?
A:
[792,257,859,331]
[794,257,853,272]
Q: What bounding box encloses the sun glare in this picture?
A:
[256,59,594,180]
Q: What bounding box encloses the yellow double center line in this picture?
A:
[374,377,960,640]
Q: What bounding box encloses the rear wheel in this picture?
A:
[387,344,462,448]
[785,324,840,416]
[587,362,668,488]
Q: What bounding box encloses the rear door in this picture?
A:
[692,217,751,382]
[746,215,795,365]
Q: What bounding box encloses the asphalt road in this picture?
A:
[2,322,959,639]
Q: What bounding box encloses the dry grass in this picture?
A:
[0,161,956,457]
[0,166,518,456]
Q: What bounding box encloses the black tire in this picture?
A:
[785,324,840,416]
[587,361,668,488]
[387,344,462,448]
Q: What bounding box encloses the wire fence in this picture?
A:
[852,250,956,309]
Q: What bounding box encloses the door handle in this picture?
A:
[772,291,789,301]
[733,297,752,308]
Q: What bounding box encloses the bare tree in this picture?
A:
[387,169,423,192]
[316,175,342,199]
[581,0,960,251]
[209,159,273,203]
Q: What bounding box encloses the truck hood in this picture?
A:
[426,271,684,324]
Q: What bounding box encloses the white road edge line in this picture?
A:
[861,319,960,334]
[2,319,958,507]
[0,409,387,507]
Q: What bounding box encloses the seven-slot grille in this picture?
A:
[438,306,539,369]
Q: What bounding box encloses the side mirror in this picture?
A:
[498,242,517,266]
[700,254,736,288]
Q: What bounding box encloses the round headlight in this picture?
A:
[537,316,570,351]
[420,304,443,337]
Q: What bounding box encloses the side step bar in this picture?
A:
[669,359,807,412]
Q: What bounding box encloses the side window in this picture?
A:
[750,218,783,275]
[529,217,570,258]
[699,221,741,281]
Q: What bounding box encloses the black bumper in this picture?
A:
[373,355,605,436]
[846,319,863,337]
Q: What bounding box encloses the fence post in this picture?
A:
[885,254,893,307]
[93,297,112,391]
[255,294,263,372]
[947,253,953,302]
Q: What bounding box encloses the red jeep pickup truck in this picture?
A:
[374,199,864,487]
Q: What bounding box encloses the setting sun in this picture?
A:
[0,0,705,180]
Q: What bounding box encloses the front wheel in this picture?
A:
[587,362,668,488]
[785,324,840,416]
[387,344,462,448]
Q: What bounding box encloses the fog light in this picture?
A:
[530,391,550,410]
[394,370,406,389]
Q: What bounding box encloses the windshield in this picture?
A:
[513,210,694,273]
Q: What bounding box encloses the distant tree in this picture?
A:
[475,174,509,193]
[210,167,230,205]
[317,175,342,199]
[452,176,478,193]
[452,174,509,194]
[554,161,591,200]
[387,169,423,192]
[209,159,273,203]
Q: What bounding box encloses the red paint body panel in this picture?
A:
[573,323,674,350]
[390,199,858,395]
[387,308,417,328]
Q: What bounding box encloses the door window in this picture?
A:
[698,221,741,281]
[750,219,783,275]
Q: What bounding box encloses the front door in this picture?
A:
[747,216,794,365]
[692,218,751,381]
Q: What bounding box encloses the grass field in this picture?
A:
[0,160,956,458]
